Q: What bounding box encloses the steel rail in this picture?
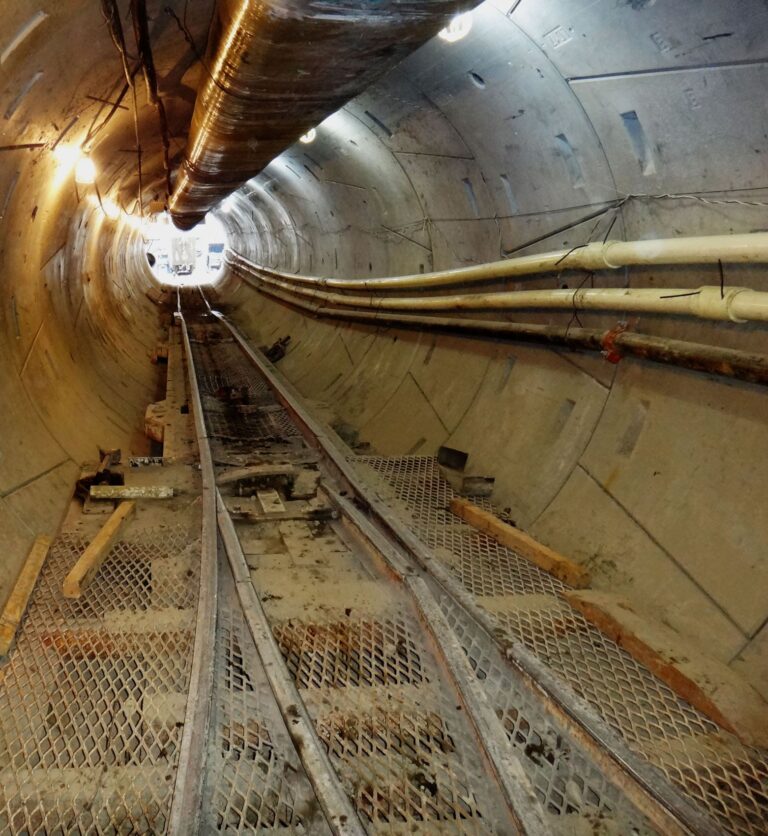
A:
[178,307,365,834]
[215,491,366,835]
[328,486,549,835]
[167,315,219,835]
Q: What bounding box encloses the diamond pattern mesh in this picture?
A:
[0,525,200,834]
[440,591,663,832]
[282,613,510,834]
[192,338,301,452]
[202,560,322,833]
[273,618,427,690]
[355,455,768,835]
[206,408,300,445]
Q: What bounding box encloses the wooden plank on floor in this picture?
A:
[0,535,51,657]
[63,501,135,598]
[449,497,590,588]
[563,589,768,749]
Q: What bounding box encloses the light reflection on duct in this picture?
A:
[168,0,477,228]
[438,12,473,42]
[299,128,316,144]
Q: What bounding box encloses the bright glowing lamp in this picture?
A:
[299,128,316,144]
[101,199,120,220]
[438,12,472,43]
[53,145,82,167]
[74,155,96,184]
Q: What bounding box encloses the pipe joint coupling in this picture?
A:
[599,241,624,270]
[693,286,750,323]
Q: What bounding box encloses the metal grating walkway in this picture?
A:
[0,522,200,833]
[202,551,327,833]
[185,318,658,835]
[2,310,764,834]
[355,455,768,836]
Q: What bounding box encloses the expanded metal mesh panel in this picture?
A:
[206,406,300,442]
[646,738,768,836]
[197,370,272,404]
[273,618,427,690]
[355,455,768,835]
[314,701,489,829]
[282,613,511,834]
[436,593,654,831]
[191,337,272,403]
[192,337,300,450]
[0,525,199,835]
[358,456,563,598]
[202,560,323,833]
[495,607,715,745]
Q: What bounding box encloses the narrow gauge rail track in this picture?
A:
[173,299,721,836]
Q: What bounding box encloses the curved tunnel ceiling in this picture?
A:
[0,0,767,815]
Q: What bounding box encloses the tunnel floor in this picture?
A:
[0,306,765,834]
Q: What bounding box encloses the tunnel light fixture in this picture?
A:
[74,155,96,185]
[52,144,85,182]
[299,128,316,144]
[88,193,121,220]
[100,198,121,221]
[438,12,472,43]
[52,144,82,166]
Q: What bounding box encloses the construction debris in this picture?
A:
[75,447,123,501]
[216,462,320,499]
[263,335,290,362]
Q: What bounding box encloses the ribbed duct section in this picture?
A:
[169,0,473,229]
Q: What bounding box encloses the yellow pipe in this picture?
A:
[236,231,768,291]
[229,256,768,323]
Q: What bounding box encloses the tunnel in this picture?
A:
[0,0,766,832]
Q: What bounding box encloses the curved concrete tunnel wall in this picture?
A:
[0,144,163,609]
[0,0,214,612]
[0,0,766,708]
